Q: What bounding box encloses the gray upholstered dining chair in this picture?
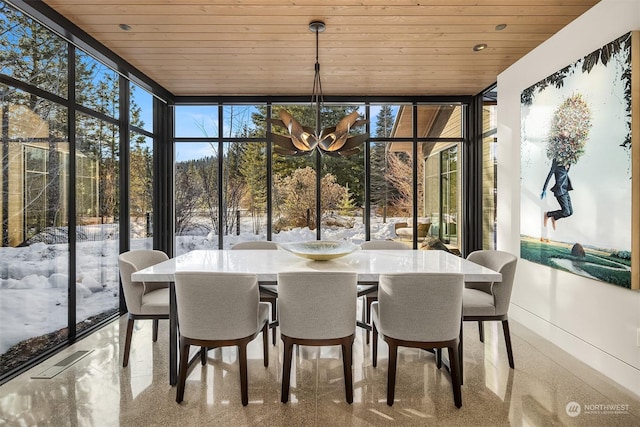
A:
[463,250,518,369]
[277,271,358,404]
[359,240,408,344]
[173,271,270,406]
[118,250,170,368]
[231,240,279,345]
[372,272,464,408]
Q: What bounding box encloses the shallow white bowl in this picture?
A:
[278,240,360,261]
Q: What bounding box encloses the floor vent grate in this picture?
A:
[31,350,94,379]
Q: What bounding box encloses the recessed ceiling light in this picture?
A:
[495,24,507,31]
[473,43,488,52]
[119,24,132,31]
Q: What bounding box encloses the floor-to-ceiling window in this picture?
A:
[129,82,154,250]
[385,104,464,252]
[418,105,463,253]
[173,101,467,250]
[369,104,403,243]
[0,83,71,375]
[75,111,121,333]
[174,105,222,255]
[319,104,366,241]
[0,4,72,377]
[269,104,317,240]
[174,104,271,254]
[0,2,162,382]
[74,50,121,331]
[174,102,386,249]
[482,86,498,250]
[222,105,268,247]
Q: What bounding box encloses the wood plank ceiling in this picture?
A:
[42,0,600,97]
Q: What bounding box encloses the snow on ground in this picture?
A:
[0,217,401,353]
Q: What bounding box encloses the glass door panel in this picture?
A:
[75,113,119,331]
[0,88,70,377]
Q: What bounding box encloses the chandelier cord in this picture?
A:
[312,25,323,135]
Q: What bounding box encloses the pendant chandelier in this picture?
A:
[270,21,368,157]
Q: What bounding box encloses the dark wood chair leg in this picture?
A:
[365,296,375,344]
[365,297,370,344]
[387,342,398,406]
[447,344,462,408]
[361,297,367,342]
[435,348,442,369]
[176,339,191,403]
[281,337,294,403]
[152,319,159,342]
[123,317,135,367]
[502,320,515,369]
[271,299,277,346]
[201,347,207,365]
[341,337,354,404]
[459,323,464,385]
[372,324,378,367]
[262,322,269,367]
[478,321,484,343]
[238,343,249,406]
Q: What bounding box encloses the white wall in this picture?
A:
[497,0,640,396]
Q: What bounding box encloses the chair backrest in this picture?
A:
[360,240,408,250]
[466,250,518,316]
[277,271,357,340]
[231,241,278,250]
[377,273,464,342]
[174,272,260,341]
[118,250,169,315]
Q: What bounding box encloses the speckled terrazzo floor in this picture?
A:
[1,304,639,426]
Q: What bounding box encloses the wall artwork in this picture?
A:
[520,32,639,290]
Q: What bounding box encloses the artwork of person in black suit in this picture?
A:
[540,159,573,230]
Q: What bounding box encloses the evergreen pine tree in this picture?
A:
[370,105,396,220]
[239,142,267,234]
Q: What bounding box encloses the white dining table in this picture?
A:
[132,248,502,386]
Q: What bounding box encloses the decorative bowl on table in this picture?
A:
[278,240,360,261]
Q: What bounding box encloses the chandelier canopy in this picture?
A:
[270,21,368,157]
